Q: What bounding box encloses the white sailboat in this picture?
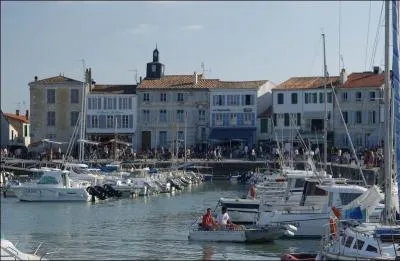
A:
[319,1,400,259]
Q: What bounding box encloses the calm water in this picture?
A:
[1,181,319,260]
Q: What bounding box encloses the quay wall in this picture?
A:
[1,158,380,184]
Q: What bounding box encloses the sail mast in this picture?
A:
[322,33,328,172]
[384,0,393,225]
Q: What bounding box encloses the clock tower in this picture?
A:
[146,46,165,79]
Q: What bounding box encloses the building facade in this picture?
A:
[29,75,84,149]
[208,80,274,148]
[333,68,384,149]
[0,110,10,148]
[3,110,30,147]
[272,76,339,146]
[86,84,137,148]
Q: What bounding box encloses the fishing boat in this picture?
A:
[319,1,400,259]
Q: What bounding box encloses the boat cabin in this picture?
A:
[36,170,71,188]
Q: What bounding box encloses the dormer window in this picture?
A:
[151,65,156,72]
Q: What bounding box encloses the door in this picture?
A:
[141,131,151,151]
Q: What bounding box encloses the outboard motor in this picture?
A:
[86,186,107,200]
[103,184,122,198]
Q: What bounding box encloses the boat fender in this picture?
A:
[284,224,298,232]
[329,218,337,238]
[284,230,295,237]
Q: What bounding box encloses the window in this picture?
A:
[327,92,333,103]
[339,193,362,205]
[47,89,55,104]
[177,110,184,122]
[106,115,114,128]
[160,93,167,102]
[215,113,223,125]
[297,113,301,126]
[213,95,225,106]
[369,91,376,101]
[151,64,156,72]
[201,127,206,140]
[104,97,115,110]
[291,93,298,104]
[88,97,101,110]
[199,110,205,121]
[344,236,354,248]
[356,111,362,124]
[47,111,55,126]
[260,119,268,133]
[366,245,377,253]
[24,125,28,137]
[177,93,184,102]
[119,97,129,110]
[245,94,252,105]
[277,93,284,104]
[143,93,150,102]
[313,93,318,103]
[319,93,324,104]
[284,113,289,126]
[159,131,167,146]
[353,239,365,250]
[122,115,129,128]
[160,109,167,122]
[304,93,309,104]
[356,92,362,101]
[342,92,348,102]
[227,95,240,105]
[143,110,150,122]
[70,89,79,104]
[368,111,376,124]
[91,115,98,128]
[177,131,184,141]
[343,111,348,124]
[70,111,79,127]
[230,113,237,125]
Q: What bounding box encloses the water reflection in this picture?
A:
[202,245,215,261]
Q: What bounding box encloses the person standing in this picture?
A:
[201,208,217,230]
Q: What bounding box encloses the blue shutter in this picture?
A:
[237,113,243,126]
[119,98,122,110]
[129,115,133,128]
[113,98,117,109]
[223,113,229,126]
[212,113,216,127]
[129,97,132,109]
[241,95,245,106]
[251,113,255,126]
[98,98,102,109]
[99,115,106,128]
[86,115,90,128]
[116,115,122,128]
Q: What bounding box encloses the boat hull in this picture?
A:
[12,186,90,202]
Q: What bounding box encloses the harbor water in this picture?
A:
[1,181,319,260]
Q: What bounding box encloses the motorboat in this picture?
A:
[11,169,92,202]
[1,239,51,260]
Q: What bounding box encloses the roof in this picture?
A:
[29,75,83,85]
[275,76,340,91]
[258,105,273,118]
[90,84,137,94]
[138,74,268,90]
[3,113,29,124]
[342,72,384,88]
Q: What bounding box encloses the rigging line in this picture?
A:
[364,0,372,71]
[339,0,342,72]
[370,1,385,70]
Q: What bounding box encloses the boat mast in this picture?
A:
[322,33,328,172]
[78,59,86,162]
[384,0,393,225]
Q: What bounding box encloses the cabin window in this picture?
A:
[344,236,354,248]
[305,182,328,196]
[339,193,362,205]
[353,239,365,250]
[37,176,59,185]
[366,245,378,253]
[293,179,305,189]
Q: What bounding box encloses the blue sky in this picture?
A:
[1,1,384,113]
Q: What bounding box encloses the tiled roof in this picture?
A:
[3,113,29,124]
[342,72,384,88]
[275,76,340,91]
[29,75,83,85]
[138,74,268,90]
[90,84,137,94]
[258,105,273,118]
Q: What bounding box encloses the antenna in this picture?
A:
[201,62,205,74]
[340,55,345,69]
[128,69,138,84]
[200,62,211,77]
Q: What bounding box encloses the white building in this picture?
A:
[3,110,30,147]
[272,76,339,146]
[209,80,275,148]
[86,84,137,149]
[333,68,384,149]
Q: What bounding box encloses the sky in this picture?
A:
[1,1,385,113]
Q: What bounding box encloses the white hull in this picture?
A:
[258,211,329,238]
[12,186,90,202]
[1,239,47,260]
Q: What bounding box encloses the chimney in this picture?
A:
[25,110,29,120]
[194,71,198,85]
[34,76,38,81]
[16,109,20,116]
[340,68,347,85]
[139,76,143,83]
[373,66,382,74]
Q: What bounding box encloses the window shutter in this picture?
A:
[99,115,106,128]
[129,115,133,128]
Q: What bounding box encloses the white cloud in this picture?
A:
[121,24,159,35]
[181,24,204,31]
